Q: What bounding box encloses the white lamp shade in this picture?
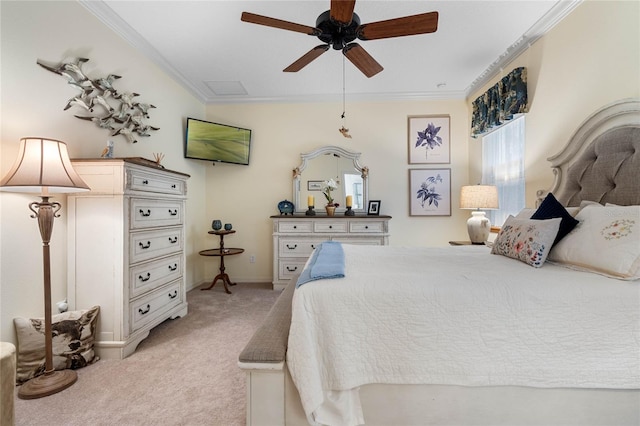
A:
[0,138,89,193]
[460,185,499,210]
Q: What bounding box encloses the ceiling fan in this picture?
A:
[241,0,439,78]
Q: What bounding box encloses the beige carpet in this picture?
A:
[14,282,281,426]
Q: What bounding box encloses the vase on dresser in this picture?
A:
[325,205,336,216]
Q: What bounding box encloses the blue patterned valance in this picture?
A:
[471,67,528,138]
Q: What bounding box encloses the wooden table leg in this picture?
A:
[201,255,236,294]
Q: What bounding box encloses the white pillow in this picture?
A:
[548,204,640,279]
[491,215,561,267]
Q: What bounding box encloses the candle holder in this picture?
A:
[345,206,355,216]
[306,205,316,216]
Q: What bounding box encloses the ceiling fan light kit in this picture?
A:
[241,0,439,78]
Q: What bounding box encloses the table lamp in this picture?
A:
[0,137,90,399]
[460,185,498,244]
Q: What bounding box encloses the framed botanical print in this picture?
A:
[409,168,451,216]
[408,115,450,164]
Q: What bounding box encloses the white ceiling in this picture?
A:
[80,0,581,104]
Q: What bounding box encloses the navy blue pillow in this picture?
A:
[531,193,579,247]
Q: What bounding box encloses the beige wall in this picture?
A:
[0,1,206,344]
[467,0,640,205]
[203,100,471,282]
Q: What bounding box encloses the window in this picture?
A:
[481,116,525,227]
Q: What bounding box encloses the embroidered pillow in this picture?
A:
[491,216,561,267]
[548,205,640,279]
[531,193,579,247]
[14,305,100,384]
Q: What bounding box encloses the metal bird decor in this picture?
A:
[37,57,159,144]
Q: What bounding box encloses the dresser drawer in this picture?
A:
[128,168,186,196]
[279,237,324,258]
[130,227,183,264]
[349,221,386,233]
[130,280,183,333]
[314,221,348,233]
[130,198,184,229]
[129,254,183,299]
[278,259,308,280]
[278,221,314,233]
[332,237,385,246]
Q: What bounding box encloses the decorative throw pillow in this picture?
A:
[548,204,640,279]
[14,305,100,384]
[531,193,579,247]
[491,215,561,267]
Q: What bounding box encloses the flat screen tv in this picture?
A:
[184,118,251,165]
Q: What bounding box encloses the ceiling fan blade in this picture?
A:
[357,11,439,40]
[241,12,321,36]
[284,45,330,72]
[343,43,383,78]
[330,0,356,26]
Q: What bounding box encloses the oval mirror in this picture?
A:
[293,146,368,214]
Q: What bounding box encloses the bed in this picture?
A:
[239,98,640,426]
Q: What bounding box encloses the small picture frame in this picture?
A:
[408,115,451,164]
[307,180,323,191]
[367,200,381,216]
[409,169,451,216]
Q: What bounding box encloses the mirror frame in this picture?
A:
[293,145,369,214]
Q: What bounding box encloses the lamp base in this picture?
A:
[467,211,491,244]
[18,369,77,399]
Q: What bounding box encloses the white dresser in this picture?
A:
[271,215,391,290]
[67,158,189,359]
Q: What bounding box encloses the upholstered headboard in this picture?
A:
[539,98,640,207]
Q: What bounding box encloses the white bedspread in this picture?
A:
[286,244,640,426]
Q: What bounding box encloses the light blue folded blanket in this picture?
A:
[296,241,345,288]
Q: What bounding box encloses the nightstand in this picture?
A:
[448,241,486,246]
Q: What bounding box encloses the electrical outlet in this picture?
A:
[249,255,256,264]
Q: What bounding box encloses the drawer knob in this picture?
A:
[286,244,297,250]
[139,209,151,217]
[138,272,151,282]
[311,244,316,249]
[168,236,178,244]
[138,304,151,315]
[168,263,178,271]
[168,290,178,299]
[168,209,178,216]
[365,225,369,229]
[293,225,297,229]
[171,184,176,189]
[142,179,149,185]
[329,225,333,229]
[286,266,298,272]
[139,241,151,249]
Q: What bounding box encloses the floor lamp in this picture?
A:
[0,137,89,399]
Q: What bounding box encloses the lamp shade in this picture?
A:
[460,185,499,210]
[0,138,89,194]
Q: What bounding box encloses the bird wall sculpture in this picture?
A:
[37,57,159,144]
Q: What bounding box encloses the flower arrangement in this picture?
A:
[322,179,339,207]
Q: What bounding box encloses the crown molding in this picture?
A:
[81,0,581,105]
[465,0,582,99]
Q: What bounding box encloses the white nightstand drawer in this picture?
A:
[349,221,385,233]
[314,221,348,233]
[128,168,186,196]
[130,227,183,264]
[130,280,183,333]
[130,198,184,229]
[278,259,308,280]
[129,254,183,299]
[278,221,314,233]
[279,238,324,257]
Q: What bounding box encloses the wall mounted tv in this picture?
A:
[184,118,251,165]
